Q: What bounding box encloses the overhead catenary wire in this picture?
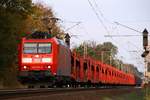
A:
[87,0,122,47]
[86,0,144,69]
[104,34,150,37]
[111,22,145,54]
[92,0,113,24]
[87,0,110,34]
[114,22,142,33]
[53,17,83,40]
[64,22,82,32]
[87,1,125,62]
[87,0,128,50]
[88,0,143,57]
[92,0,118,35]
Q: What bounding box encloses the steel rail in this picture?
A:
[0,87,105,99]
[0,87,140,100]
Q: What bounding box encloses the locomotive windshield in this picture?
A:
[23,43,51,54]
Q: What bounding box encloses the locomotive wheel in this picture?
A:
[28,85,34,88]
[40,85,45,88]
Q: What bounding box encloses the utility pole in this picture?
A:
[83,42,88,59]
[141,28,149,84]
[119,56,123,71]
[101,51,104,63]
[100,50,112,65]
[110,49,113,65]
[116,59,120,70]
[110,54,112,65]
[95,51,104,63]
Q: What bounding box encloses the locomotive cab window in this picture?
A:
[24,43,37,53]
[38,43,51,53]
[23,42,52,54]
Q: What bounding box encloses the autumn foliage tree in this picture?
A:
[0,1,64,88]
[74,41,119,67]
[23,4,64,37]
[0,0,33,87]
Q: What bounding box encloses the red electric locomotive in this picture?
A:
[18,31,72,86]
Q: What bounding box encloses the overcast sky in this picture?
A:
[32,0,150,72]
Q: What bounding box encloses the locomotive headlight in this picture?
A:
[47,66,51,69]
[23,66,27,69]
[42,58,52,63]
[22,58,32,63]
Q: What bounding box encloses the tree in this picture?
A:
[23,4,64,37]
[0,0,32,87]
[0,1,66,87]
[74,41,118,65]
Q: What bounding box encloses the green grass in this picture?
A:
[102,87,150,100]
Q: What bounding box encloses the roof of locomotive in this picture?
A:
[22,31,69,48]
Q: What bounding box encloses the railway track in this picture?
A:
[0,87,140,100]
[0,87,104,99]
